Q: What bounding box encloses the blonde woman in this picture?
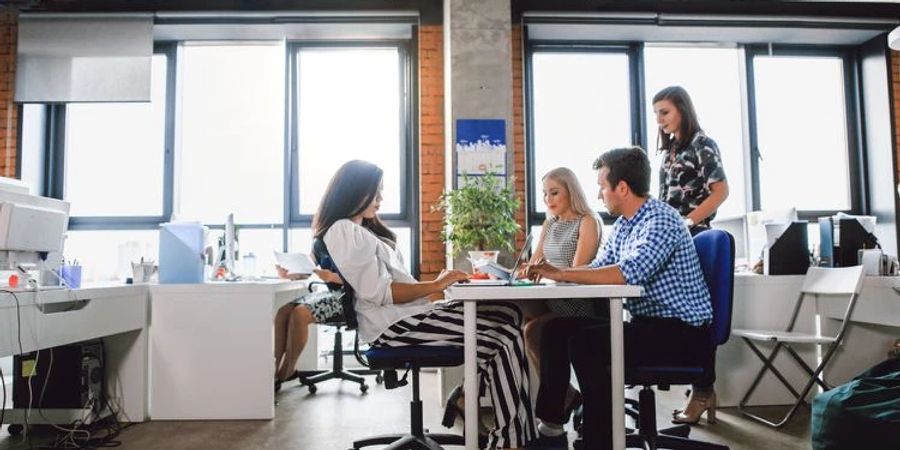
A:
[523,167,601,438]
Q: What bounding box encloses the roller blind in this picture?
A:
[15,13,153,103]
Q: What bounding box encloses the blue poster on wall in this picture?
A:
[456,119,506,177]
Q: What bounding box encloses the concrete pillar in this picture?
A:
[439,0,517,402]
[445,0,514,190]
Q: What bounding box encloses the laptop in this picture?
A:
[464,233,534,286]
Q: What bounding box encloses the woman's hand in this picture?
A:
[435,269,470,289]
[515,262,529,279]
[526,258,562,283]
[276,265,310,281]
[313,268,343,285]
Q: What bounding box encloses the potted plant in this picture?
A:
[433,172,521,270]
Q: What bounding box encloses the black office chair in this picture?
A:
[293,239,380,394]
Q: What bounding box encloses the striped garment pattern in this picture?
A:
[372,301,537,449]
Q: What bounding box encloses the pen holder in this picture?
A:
[60,265,82,289]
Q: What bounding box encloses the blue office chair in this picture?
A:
[352,346,466,450]
[596,229,735,450]
[309,239,464,449]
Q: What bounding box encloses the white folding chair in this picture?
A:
[732,265,865,427]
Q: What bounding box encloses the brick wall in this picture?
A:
[418,24,445,281]
[0,9,16,178]
[511,25,527,248]
[894,51,900,185]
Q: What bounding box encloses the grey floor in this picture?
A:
[1,372,810,450]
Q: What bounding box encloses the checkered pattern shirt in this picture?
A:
[590,198,712,326]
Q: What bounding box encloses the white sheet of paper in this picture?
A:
[274,252,316,275]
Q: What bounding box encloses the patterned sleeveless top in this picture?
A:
[543,215,597,317]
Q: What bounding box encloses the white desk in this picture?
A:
[445,283,642,450]
[1,285,149,423]
[148,280,308,420]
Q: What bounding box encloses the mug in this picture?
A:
[881,254,900,276]
[858,249,882,276]
[132,262,158,284]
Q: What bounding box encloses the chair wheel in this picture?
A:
[7,424,24,436]
[360,383,369,393]
[308,384,317,394]
[375,374,383,384]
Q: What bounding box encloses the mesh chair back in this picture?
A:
[801,266,865,296]
[311,238,359,330]
[693,230,735,347]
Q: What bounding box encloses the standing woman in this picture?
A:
[653,85,728,424]
[318,160,536,450]
[653,86,729,234]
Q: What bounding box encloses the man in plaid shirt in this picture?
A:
[527,146,714,450]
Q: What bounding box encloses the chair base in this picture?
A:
[626,386,729,450]
[352,432,464,450]
[294,328,381,394]
[352,366,464,450]
[297,369,377,393]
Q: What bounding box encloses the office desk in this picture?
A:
[1,285,149,423]
[148,280,308,420]
[445,283,642,450]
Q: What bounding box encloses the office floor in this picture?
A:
[0,372,810,450]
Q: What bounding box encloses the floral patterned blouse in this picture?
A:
[658,131,727,227]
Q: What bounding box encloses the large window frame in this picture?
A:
[524,41,645,228]
[524,39,866,230]
[744,44,864,220]
[286,40,419,265]
[35,38,420,276]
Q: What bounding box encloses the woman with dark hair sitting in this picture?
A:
[315,160,536,450]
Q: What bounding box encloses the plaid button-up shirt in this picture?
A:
[591,198,712,326]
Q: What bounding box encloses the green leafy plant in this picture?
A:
[433,172,521,257]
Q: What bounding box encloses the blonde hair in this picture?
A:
[542,167,597,221]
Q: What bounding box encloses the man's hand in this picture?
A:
[526,258,563,283]
[276,265,310,281]
[313,268,343,285]
[435,269,470,289]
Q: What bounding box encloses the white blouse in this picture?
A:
[323,219,435,343]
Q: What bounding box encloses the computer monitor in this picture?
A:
[0,180,69,270]
[711,215,749,263]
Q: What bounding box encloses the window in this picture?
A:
[643,45,747,218]
[294,47,404,216]
[178,43,285,224]
[525,42,863,237]
[528,49,634,223]
[751,52,853,212]
[64,54,168,218]
[38,39,417,283]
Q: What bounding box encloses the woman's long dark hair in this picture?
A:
[653,86,702,154]
[312,160,396,247]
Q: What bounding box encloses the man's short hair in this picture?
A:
[592,146,651,197]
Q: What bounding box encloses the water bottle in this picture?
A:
[243,252,257,280]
